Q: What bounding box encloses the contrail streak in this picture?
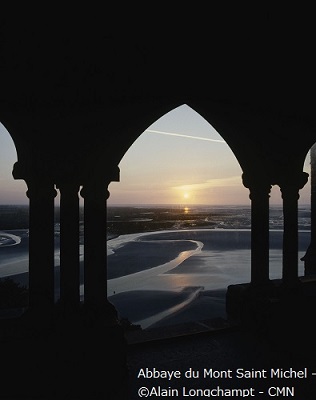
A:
[145,129,225,143]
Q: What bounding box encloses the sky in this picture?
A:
[0,104,312,206]
[108,104,311,206]
[0,124,28,205]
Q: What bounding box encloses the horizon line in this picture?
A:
[0,202,311,208]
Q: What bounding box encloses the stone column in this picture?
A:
[309,145,316,245]
[242,174,271,287]
[301,145,315,275]
[279,172,309,287]
[57,182,81,310]
[79,161,119,322]
[26,180,57,312]
[80,181,111,309]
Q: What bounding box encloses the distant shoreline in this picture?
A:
[0,203,311,233]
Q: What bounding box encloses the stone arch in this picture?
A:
[109,103,248,206]
[108,102,250,181]
[0,121,28,205]
[107,103,252,329]
[0,121,29,311]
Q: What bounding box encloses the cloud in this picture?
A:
[145,129,226,143]
[173,176,242,191]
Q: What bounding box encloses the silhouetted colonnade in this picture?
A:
[11,159,311,318]
[2,16,316,397]
[12,162,120,319]
[243,171,309,287]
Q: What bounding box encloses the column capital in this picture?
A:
[80,182,110,200]
[278,171,309,190]
[26,180,58,200]
[242,173,272,200]
[278,171,309,199]
[13,161,58,199]
[242,172,272,191]
[79,164,119,201]
[12,161,25,180]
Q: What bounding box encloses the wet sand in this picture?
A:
[109,287,227,330]
[0,228,310,331]
[107,231,241,329]
[107,229,309,330]
[107,237,198,279]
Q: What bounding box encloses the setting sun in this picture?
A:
[183,192,189,199]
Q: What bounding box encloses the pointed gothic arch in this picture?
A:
[109,103,248,206]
